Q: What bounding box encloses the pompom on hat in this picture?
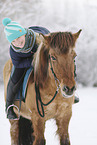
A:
[2,18,26,43]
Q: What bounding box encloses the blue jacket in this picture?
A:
[10,26,50,68]
[10,44,37,68]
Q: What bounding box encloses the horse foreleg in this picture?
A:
[56,109,72,145]
[9,120,19,145]
[32,118,46,145]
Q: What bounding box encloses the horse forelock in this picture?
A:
[49,32,75,54]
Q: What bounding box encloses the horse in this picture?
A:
[3,29,81,145]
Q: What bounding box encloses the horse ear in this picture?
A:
[73,29,82,41]
[40,33,51,44]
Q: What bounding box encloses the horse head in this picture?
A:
[34,29,82,98]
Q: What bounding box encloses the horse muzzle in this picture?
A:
[61,85,76,98]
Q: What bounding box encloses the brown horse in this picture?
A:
[3,29,81,145]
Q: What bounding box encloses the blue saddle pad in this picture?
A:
[11,66,33,102]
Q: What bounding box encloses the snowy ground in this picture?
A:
[0,85,97,145]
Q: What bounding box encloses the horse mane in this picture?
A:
[34,42,49,88]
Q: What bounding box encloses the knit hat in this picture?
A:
[2,18,27,43]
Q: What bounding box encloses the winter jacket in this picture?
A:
[9,26,50,68]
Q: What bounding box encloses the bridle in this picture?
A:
[49,55,60,91]
[35,55,60,117]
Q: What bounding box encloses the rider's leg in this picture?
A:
[6,67,27,120]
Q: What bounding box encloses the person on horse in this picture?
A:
[2,18,79,120]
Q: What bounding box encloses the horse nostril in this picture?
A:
[62,85,76,95]
[62,86,69,93]
[71,86,76,92]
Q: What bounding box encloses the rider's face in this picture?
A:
[11,34,26,48]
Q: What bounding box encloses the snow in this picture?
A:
[0,0,97,144]
[0,85,97,145]
[0,85,11,145]
[0,0,97,86]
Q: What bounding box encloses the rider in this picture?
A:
[2,18,38,120]
[2,18,79,120]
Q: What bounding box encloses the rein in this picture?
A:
[35,56,60,117]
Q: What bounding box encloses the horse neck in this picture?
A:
[41,75,57,97]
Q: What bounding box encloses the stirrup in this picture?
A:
[7,104,20,120]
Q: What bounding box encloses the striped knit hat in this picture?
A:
[2,18,27,43]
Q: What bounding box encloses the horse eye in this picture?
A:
[51,56,56,60]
